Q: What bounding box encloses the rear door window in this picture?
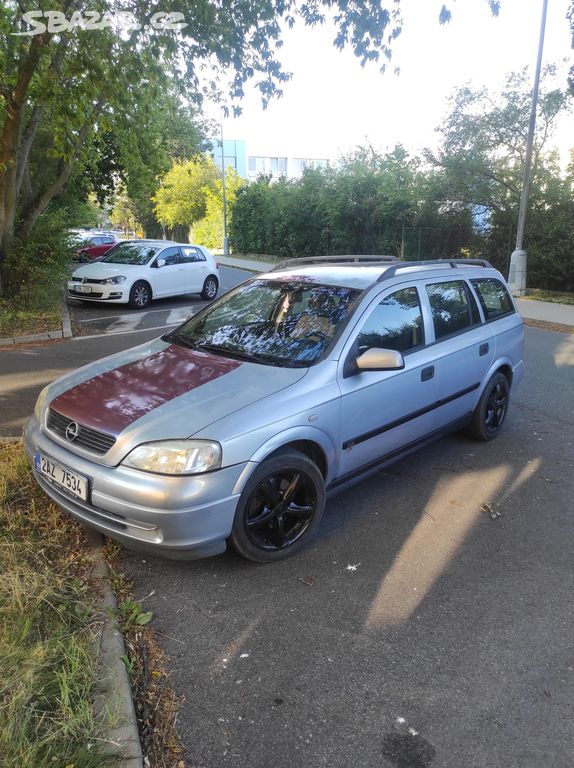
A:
[471,278,514,320]
[426,280,481,340]
[180,246,206,263]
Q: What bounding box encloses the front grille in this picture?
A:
[47,409,116,455]
[71,277,109,284]
[69,289,104,298]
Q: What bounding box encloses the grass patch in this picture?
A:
[0,442,116,768]
[0,280,63,338]
[524,288,574,306]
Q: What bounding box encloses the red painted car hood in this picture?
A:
[44,338,308,460]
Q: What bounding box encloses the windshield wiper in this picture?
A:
[194,342,286,366]
[163,331,195,349]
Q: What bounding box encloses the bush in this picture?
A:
[4,210,73,303]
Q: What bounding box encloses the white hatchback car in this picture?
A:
[67,240,220,309]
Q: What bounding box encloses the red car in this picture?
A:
[76,235,119,262]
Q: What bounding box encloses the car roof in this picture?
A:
[263,257,497,291]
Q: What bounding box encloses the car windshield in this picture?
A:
[164,279,362,367]
[99,242,160,265]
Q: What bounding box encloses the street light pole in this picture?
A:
[220,117,229,256]
[508,0,548,296]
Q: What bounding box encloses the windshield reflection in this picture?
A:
[101,243,160,265]
[166,279,362,367]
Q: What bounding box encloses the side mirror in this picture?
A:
[155,258,166,268]
[356,348,405,371]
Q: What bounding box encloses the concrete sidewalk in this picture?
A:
[515,297,574,327]
[217,254,273,272]
[218,255,574,328]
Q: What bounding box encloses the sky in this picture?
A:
[206,0,573,165]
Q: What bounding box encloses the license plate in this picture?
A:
[35,451,88,501]
[74,284,92,294]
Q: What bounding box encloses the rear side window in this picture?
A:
[426,280,480,340]
[471,278,514,320]
[180,246,206,263]
[357,287,424,354]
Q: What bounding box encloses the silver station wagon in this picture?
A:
[25,257,524,562]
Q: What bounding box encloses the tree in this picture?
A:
[427,67,571,212]
[427,66,573,284]
[0,0,416,295]
[111,189,141,236]
[193,169,245,249]
[154,157,220,238]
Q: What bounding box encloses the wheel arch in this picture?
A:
[476,356,514,399]
[134,278,152,291]
[496,363,513,387]
[131,279,153,297]
[231,427,337,496]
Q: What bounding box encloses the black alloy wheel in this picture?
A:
[467,372,510,441]
[230,450,326,562]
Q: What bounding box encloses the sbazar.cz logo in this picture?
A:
[13,10,188,36]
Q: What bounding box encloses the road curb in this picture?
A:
[85,529,144,768]
[61,286,73,338]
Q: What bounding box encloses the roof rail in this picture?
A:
[376,258,492,282]
[274,254,400,270]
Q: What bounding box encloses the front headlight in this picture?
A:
[34,385,50,422]
[122,440,222,475]
[104,276,126,285]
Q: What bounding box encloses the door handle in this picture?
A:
[421,365,435,382]
[479,342,489,356]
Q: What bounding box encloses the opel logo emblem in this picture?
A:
[65,422,80,441]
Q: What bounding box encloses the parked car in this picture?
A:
[74,234,119,262]
[67,239,220,308]
[26,257,523,562]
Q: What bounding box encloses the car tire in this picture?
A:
[466,372,510,441]
[129,281,152,310]
[229,450,326,563]
[200,275,219,300]
[79,251,89,262]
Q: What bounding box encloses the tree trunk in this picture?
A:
[19,101,104,238]
[0,32,52,297]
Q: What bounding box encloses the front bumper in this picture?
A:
[24,416,249,560]
[67,280,129,303]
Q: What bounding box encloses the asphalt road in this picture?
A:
[1,305,573,767]
[117,326,574,768]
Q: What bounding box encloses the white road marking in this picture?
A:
[106,314,144,334]
[165,308,193,325]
